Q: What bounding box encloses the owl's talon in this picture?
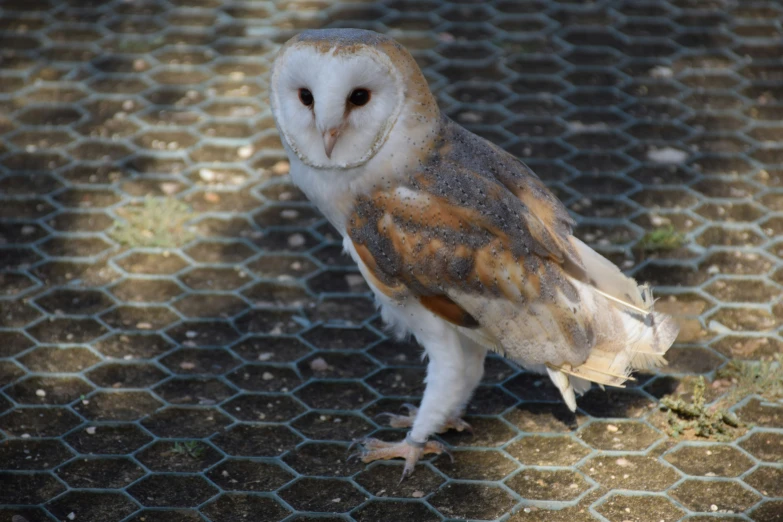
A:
[400,462,415,483]
[401,403,418,414]
[346,436,449,480]
[347,438,362,453]
[347,437,373,455]
[451,417,473,434]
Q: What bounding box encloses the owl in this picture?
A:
[270,28,678,479]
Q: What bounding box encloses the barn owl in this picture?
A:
[270,29,678,479]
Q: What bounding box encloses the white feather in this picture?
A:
[547,366,577,412]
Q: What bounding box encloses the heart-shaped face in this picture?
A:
[270,30,406,170]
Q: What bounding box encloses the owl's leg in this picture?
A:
[444,335,488,427]
[351,320,479,480]
[378,337,486,433]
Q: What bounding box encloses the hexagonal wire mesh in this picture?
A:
[0,0,781,521]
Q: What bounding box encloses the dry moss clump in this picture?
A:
[660,376,741,441]
[717,354,783,403]
[110,197,195,248]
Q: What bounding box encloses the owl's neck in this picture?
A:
[288,159,359,235]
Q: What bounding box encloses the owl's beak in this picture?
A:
[322,125,343,159]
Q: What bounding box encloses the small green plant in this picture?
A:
[717,354,783,403]
[110,197,195,248]
[660,376,742,441]
[171,441,205,459]
[116,36,165,52]
[639,225,686,252]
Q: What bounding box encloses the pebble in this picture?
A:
[287,233,306,248]
[160,182,180,195]
[649,214,670,227]
[309,357,329,372]
[650,65,673,78]
[647,147,688,164]
[458,111,482,123]
[345,274,365,288]
[86,427,96,435]
[272,161,290,175]
[262,372,274,381]
[237,145,254,159]
[35,389,46,397]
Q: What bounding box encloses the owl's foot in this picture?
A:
[348,434,452,481]
[376,403,473,433]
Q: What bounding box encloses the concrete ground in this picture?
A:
[0,0,781,521]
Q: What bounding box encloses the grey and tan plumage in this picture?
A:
[270,28,679,479]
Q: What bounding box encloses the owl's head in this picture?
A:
[270,29,437,170]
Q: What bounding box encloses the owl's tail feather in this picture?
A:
[548,238,679,412]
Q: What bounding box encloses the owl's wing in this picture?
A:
[347,128,677,410]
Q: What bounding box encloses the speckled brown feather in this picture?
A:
[347,109,679,380]
[347,116,600,365]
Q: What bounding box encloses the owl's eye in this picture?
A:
[348,89,370,107]
[299,88,313,107]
